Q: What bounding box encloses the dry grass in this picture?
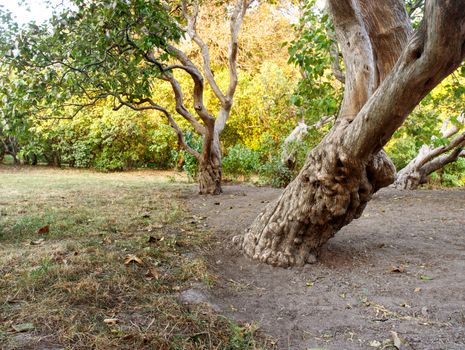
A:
[0,166,271,350]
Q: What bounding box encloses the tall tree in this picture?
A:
[3,0,251,194]
[234,0,465,267]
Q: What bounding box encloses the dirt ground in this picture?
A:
[188,185,465,350]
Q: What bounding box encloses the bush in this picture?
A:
[180,132,203,181]
[223,144,259,179]
[258,155,294,188]
[386,137,418,170]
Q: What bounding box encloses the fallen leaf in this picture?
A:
[12,323,35,332]
[148,236,164,244]
[145,267,161,280]
[390,265,406,273]
[30,238,45,245]
[37,225,50,235]
[419,275,433,281]
[124,255,144,265]
[414,287,422,293]
[390,331,402,349]
[421,306,428,317]
[103,318,119,325]
[368,340,381,348]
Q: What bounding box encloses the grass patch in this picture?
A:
[0,166,273,349]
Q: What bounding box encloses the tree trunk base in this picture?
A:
[234,144,396,267]
[198,161,222,195]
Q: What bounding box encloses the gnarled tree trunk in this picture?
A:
[235,0,465,267]
[198,133,223,195]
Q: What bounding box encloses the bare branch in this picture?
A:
[181,0,227,105]
[440,113,464,138]
[160,72,206,135]
[165,44,214,130]
[421,142,465,175]
[416,131,465,170]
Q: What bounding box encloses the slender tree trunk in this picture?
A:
[235,0,465,267]
[198,148,222,195]
[198,131,223,195]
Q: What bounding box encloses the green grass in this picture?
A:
[0,166,272,349]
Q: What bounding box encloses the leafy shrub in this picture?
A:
[258,155,294,187]
[386,137,418,170]
[180,132,203,181]
[223,144,259,179]
[433,158,465,187]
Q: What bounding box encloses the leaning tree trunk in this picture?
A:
[234,0,465,267]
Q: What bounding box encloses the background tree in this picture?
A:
[3,0,253,194]
[235,0,465,267]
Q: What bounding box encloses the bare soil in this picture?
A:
[188,185,465,350]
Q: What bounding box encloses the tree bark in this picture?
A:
[235,0,465,267]
[198,132,222,194]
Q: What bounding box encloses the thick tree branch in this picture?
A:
[181,0,226,105]
[358,0,413,84]
[181,0,250,135]
[346,0,465,159]
[160,73,206,135]
[328,0,376,122]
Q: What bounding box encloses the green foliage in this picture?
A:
[224,62,298,149]
[430,158,465,187]
[387,137,418,170]
[2,0,182,122]
[223,144,259,179]
[257,155,293,188]
[288,0,343,123]
[180,132,202,180]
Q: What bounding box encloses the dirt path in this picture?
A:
[188,185,465,350]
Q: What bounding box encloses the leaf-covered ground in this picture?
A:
[0,167,273,350]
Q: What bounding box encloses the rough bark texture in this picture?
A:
[198,149,222,195]
[235,131,395,267]
[236,0,465,267]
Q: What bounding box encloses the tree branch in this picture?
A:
[345,0,465,159]
[160,72,206,135]
[181,0,227,105]
[328,0,376,122]
[112,95,200,159]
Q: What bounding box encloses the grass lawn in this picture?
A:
[0,166,270,349]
